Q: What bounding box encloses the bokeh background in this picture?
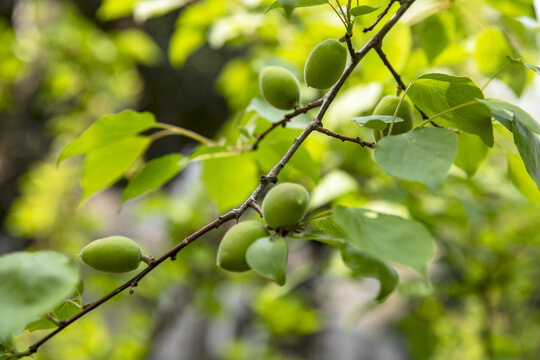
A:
[1,0,540,359]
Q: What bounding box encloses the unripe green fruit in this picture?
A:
[304,39,347,89]
[217,221,269,272]
[373,95,414,140]
[80,236,142,273]
[262,182,310,229]
[259,66,300,110]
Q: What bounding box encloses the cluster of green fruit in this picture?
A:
[216,182,309,273]
[259,39,347,109]
[78,182,310,278]
[259,37,414,138]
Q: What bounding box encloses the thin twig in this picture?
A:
[315,125,375,148]
[374,45,405,92]
[374,45,441,127]
[252,99,323,150]
[15,2,416,357]
[328,1,349,28]
[481,61,512,91]
[153,123,216,146]
[363,0,396,33]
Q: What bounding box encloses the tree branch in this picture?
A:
[251,99,323,150]
[374,45,406,92]
[15,1,416,357]
[315,125,375,148]
[363,0,397,33]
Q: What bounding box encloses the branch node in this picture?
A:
[58,320,68,328]
[261,175,278,184]
[141,254,155,265]
[248,201,264,217]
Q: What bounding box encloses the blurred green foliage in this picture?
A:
[1,0,540,359]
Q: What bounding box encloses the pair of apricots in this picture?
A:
[79,183,310,274]
[260,38,414,136]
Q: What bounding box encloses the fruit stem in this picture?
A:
[387,82,413,136]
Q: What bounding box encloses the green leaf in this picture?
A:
[349,5,380,16]
[418,13,450,63]
[202,153,259,212]
[265,0,327,13]
[507,153,540,204]
[82,136,151,201]
[247,97,310,129]
[373,127,458,192]
[0,251,79,337]
[341,246,399,302]
[454,132,488,177]
[408,73,493,146]
[478,98,540,135]
[246,237,288,286]
[333,206,435,276]
[315,217,346,239]
[59,110,155,163]
[278,0,299,16]
[288,229,345,248]
[310,169,357,209]
[122,154,186,202]
[512,119,540,191]
[351,115,404,131]
[474,27,514,75]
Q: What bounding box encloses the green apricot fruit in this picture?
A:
[80,236,142,273]
[304,39,347,89]
[217,220,269,272]
[262,182,310,229]
[373,95,414,140]
[259,66,300,110]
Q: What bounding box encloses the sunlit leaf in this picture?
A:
[82,136,151,200]
[202,153,259,212]
[59,110,155,163]
[122,154,186,202]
